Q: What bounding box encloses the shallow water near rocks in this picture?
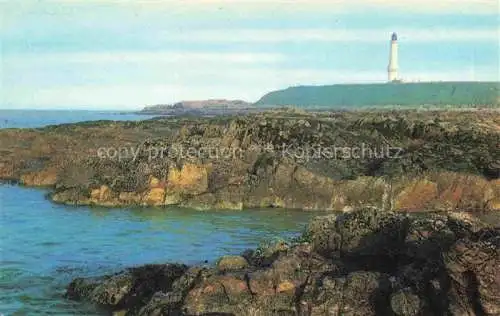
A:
[0,185,319,315]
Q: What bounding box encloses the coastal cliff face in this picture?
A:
[65,209,500,315]
[0,109,498,212]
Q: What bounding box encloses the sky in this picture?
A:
[1,0,499,110]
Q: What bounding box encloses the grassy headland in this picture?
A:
[255,82,500,109]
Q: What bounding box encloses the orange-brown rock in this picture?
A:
[90,185,112,202]
[184,275,251,314]
[163,192,183,205]
[20,168,58,186]
[148,176,163,188]
[489,179,500,210]
[118,192,141,203]
[143,187,165,206]
[167,163,211,195]
[433,173,493,211]
[488,199,500,211]
[0,162,15,179]
[276,280,296,293]
[394,179,438,211]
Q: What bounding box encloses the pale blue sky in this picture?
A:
[1,1,498,110]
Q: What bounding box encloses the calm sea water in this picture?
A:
[0,110,318,315]
[0,109,156,129]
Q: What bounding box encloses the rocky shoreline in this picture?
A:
[65,208,500,315]
[0,109,498,212]
[1,109,499,315]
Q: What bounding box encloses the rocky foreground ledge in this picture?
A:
[0,109,499,211]
[66,209,499,316]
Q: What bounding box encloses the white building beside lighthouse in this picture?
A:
[388,32,399,82]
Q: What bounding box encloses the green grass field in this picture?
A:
[255,82,499,109]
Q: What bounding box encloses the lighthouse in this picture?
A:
[387,32,399,82]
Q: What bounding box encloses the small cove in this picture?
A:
[0,184,318,314]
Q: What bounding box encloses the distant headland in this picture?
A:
[139,82,499,115]
[140,99,256,115]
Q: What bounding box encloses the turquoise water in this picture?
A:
[0,185,316,315]
[0,110,318,315]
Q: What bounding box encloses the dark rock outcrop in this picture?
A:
[66,264,188,314]
[66,209,500,315]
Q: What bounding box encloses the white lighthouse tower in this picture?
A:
[387,32,399,82]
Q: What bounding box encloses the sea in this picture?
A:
[0,110,317,315]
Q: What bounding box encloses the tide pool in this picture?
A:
[0,184,317,315]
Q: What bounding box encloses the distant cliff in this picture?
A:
[255,82,500,108]
[141,99,254,115]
